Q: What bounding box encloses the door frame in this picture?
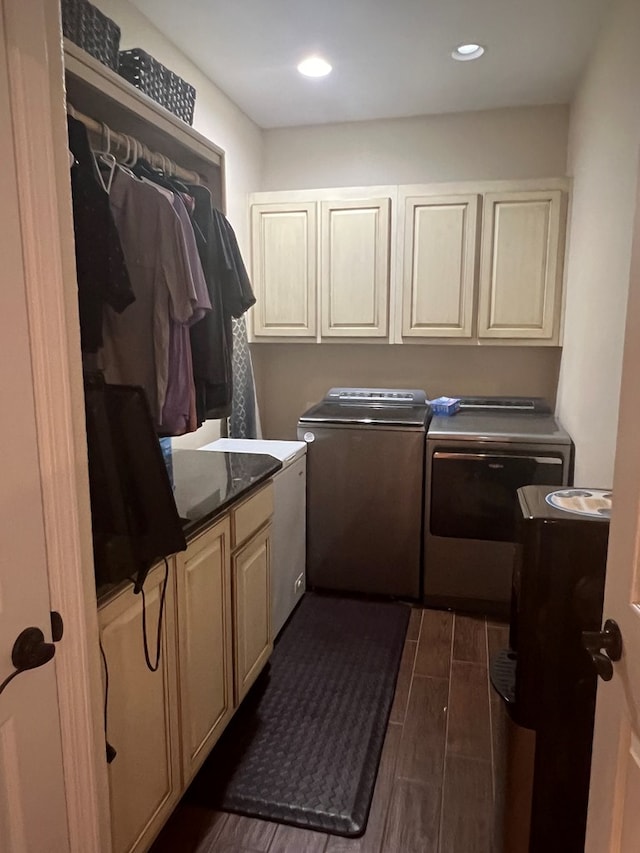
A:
[3,1,110,849]
[584,151,640,851]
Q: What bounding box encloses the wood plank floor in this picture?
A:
[151,609,509,853]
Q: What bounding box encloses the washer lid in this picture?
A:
[199,438,306,465]
[299,401,429,427]
[427,411,572,444]
[300,387,429,427]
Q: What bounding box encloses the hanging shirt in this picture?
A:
[172,196,211,324]
[187,185,256,425]
[187,186,231,423]
[67,117,134,353]
[102,168,198,425]
[216,211,256,319]
[159,196,211,435]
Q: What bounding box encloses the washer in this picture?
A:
[298,387,429,598]
[199,438,307,637]
[424,396,573,615]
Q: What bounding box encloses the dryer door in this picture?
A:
[430,450,565,541]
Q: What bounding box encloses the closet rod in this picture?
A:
[68,104,202,184]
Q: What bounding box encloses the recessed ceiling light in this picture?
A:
[452,43,485,61]
[297,56,332,78]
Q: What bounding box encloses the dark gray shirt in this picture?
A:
[102,169,198,423]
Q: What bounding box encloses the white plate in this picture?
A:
[545,488,612,518]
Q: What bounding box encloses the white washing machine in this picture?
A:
[199,438,307,637]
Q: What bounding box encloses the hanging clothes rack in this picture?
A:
[67,103,201,185]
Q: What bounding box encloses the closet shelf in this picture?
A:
[64,39,225,197]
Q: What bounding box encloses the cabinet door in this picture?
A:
[251,202,317,337]
[175,518,233,784]
[320,198,390,337]
[233,525,272,704]
[478,190,564,340]
[400,194,478,338]
[99,563,180,853]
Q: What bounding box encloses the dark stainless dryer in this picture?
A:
[298,388,429,598]
[424,397,573,615]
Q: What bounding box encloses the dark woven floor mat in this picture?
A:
[187,593,410,837]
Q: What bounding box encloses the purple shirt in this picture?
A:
[160,195,211,435]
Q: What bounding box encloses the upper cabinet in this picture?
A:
[250,180,568,347]
[251,202,317,338]
[320,198,390,338]
[478,190,565,340]
[250,189,395,343]
[399,192,479,338]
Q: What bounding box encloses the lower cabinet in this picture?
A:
[99,561,181,853]
[99,482,275,853]
[233,526,272,704]
[175,517,234,784]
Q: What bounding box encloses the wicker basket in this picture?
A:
[61,0,121,71]
[118,48,196,126]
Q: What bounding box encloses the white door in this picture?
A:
[0,3,69,848]
[0,1,109,849]
[585,167,640,850]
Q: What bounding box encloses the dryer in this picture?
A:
[424,397,573,615]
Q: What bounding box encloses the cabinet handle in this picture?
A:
[432,451,563,465]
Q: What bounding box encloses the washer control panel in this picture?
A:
[325,387,427,405]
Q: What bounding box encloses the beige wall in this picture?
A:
[254,105,569,438]
[556,0,640,487]
[262,104,569,190]
[93,0,263,257]
[254,344,562,439]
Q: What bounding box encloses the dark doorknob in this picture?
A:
[582,619,623,682]
[0,626,57,697]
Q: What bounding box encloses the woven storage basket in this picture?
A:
[61,0,120,71]
[118,48,196,125]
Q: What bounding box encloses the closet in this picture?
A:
[63,37,235,853]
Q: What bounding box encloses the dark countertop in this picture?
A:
[97,448,281,605]
[172,448,282,540]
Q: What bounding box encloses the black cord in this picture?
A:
[0,669,20,697]
[98,636,116,763]
[131,558,170,673]
[98,636,109,731]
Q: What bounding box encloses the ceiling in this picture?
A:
[129,0,610,129]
